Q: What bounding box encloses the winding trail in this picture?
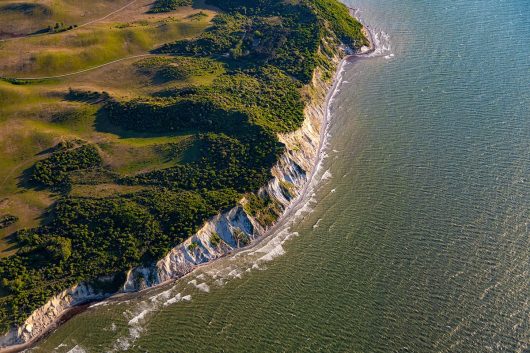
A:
[2,54,155,81]
[0,0,139,43]
[71,0,140,31]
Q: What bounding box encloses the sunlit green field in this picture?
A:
[0,0,133,39]
[0,1,220,256]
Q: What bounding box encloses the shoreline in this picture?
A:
[231,28,376,262]
[0,303,94,353]
[0,17,376,353]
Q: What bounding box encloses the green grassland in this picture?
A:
[0,0,132,39]
[0,13,215,76]
[0,0,366,334]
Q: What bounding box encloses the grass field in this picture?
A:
[0,5,216,76]
[0,0,219,256]
[0,0,133,39]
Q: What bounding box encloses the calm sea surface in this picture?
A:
[29,0,529,352]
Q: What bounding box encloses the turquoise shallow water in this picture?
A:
[29,0,529,352]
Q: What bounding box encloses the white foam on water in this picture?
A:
[112,327,138,352]
[163,293,182,306]
[52,342,67,351]
[149,288,172,302]
[195,283,210,293]
[313,218,322,229]
[214,278,226,287]
[367,30,393,58]
[321,169,333,180]
[66,345,86,353]
[128,309,149,326]
[89,300,109,308]
[110,286,182,351]
[182,295,192,301]
[227,269,240,278]
[258,244,286,263]
[285,231,299,241]
[109,316,147,352]
[293,206,308,219]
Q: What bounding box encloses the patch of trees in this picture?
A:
[155,10,321,83]
[32,143,102,187]
[149,0,192,13]
[210,232,221,246]
[123,131,283,193]
[135,56,224,82]
[0,3,51,16]
[104,96,248,132]
[0,187,240,332]
[0,215,18,230]
[187,11,208,21]
[309,0,369,48]
[66,88,110,103]
[243,192,281,226]
[106,66,303,134]
[47,22,77,33]
[156,0,366,83]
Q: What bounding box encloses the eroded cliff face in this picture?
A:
[0,48,343,349]
[0,283,111,348]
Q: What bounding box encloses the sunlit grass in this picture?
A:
[0,14,213,76]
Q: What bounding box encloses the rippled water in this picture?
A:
[28,0,529,352]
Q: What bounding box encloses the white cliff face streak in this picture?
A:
[0,45,352,351]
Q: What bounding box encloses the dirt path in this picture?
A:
[2,54,155,81]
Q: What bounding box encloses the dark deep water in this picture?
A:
[29,0,529,352]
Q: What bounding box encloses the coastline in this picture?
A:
[0,19,376,353]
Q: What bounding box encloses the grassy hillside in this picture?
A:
[0,0,132,39]
[0,7,216,76]
[0,0,366,334]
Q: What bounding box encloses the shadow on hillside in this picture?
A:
[16,165,42,191]
[94,108,199,140]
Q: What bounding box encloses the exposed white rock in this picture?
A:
[0,282,112,349]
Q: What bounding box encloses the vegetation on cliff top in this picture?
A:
[0,0,366,333]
